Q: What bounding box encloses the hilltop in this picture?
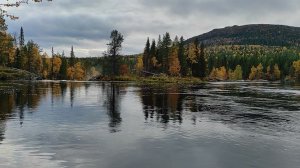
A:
[186,24,300,46]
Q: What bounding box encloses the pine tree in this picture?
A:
[106,30,124,78]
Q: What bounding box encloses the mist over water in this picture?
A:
[0,81,299,168]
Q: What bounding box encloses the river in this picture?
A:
[0,81,299,168]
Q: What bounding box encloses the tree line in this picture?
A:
[134,33,300,81]
[0,14,86,80]
[2,9,300,81]
[139,33,206,78]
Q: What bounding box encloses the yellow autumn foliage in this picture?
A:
[53,56,62,74]
[135,55,143,74]
[186,43,198,64]
[209,66,227,80]
[293,60,300,80]
[168,46,181,76]
[249,66,257,80]
[67,62,85,80]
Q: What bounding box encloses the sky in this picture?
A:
[4,0,300,57]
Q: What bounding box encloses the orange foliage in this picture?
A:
[168,46,181,76]
[209,66,227,80]
[53,56,62,74]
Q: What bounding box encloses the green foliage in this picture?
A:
[143,38,150,72]
[59,55,68,80]
[198,43,206,78]
[178,36,187,76]
[107,30,124,77]
[206,45,300,80]
[161,32,172,73]
[70,46,75,67]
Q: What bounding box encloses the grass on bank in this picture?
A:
[0,66,31,80]
[100,74,203,84]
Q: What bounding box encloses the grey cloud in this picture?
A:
[5,0,300,57]
[140,0,298,16]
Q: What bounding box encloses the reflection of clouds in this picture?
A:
[0,82,299,167]
[0,141,65,168]
[0,121,5,142]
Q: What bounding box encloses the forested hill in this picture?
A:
[186,24,300,46]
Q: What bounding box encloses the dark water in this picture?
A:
[0,81,299,168]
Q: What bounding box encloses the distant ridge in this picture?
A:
[186,24,300,46]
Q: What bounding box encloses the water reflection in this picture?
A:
[0,82,298,138]
[0,121,4,142]
[140,85,184,124]
[105,83,122,132]
[0,82,299,168]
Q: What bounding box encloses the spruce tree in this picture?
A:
[198,43,206,78]
[162,32,172,73]
[178,36,187,76]
[19,27,24,47]
[17,27,25,70]
[149,39,156,72]
[70,46,75,67]
[173,36,179,45]
[156,35,163,72]
[51,47,54,79]
[59,51,67,79]
[191,38,200,77]
[150,40,156,57]
[14,48,21,69]
[143,38,150,72]
[27,41,34,73]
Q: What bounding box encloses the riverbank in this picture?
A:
[0,67,33,80]
[90,75,203,84]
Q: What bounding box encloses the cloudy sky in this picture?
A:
[4,0,300,57]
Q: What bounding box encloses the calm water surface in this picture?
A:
[0,81,299,168]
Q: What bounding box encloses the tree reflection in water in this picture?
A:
[105,83,122,133]
[0,82,49,142]
[141,85,184,125]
